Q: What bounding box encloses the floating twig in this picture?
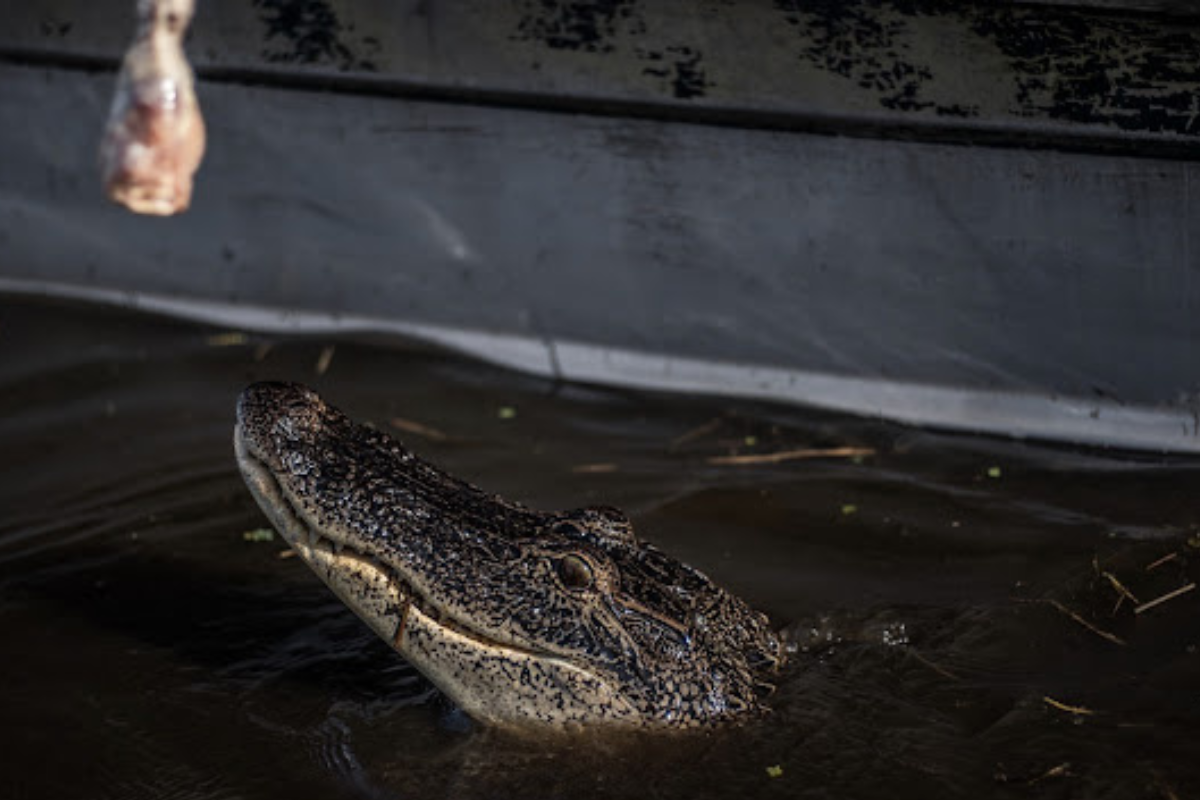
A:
[1134,583,1196,615]
[907,648,959,681]
[1145,552,1178,572]
[389,417,448,442]
[669,417,723,449]
[1102,571,1139,607]
[315,345,336,376]
[571,463,619,474]
[1154,772,1182,800]
[1028,762,1072,785]
[1044,599,1126,646]
[1043,696,1095,716]
[707,446,875,466]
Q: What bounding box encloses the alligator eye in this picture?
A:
[555,554,594,591]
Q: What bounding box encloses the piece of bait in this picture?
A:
[100,0,205,216]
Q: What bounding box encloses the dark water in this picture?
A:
[1,295,1198,800]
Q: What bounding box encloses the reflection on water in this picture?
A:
[1,296,1198,799]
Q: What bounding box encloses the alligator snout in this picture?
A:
[236,382,332,470]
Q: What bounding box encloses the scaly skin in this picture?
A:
[235,382,782,729]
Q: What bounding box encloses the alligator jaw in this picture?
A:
[235,425,411,645]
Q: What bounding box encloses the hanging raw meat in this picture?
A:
[100,0,205,216]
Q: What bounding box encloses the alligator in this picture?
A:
[234,382,783,729]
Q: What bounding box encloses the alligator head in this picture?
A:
[234,382,782,729]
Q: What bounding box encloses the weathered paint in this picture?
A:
[3,0,1198,151]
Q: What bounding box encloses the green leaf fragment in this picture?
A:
[766,765,784,778]
[206,331,248,347]
[242,528,275,543]
[497,406,517,420]
[987,466,1002,479]
[841,504,858,516]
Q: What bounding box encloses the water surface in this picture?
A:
[1,296,1198,799]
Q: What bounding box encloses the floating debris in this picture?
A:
[315,345,336,376]
[571,463,619,474]
[1028,762,1072,785]
[987,466,1003,479]
[1145,552,1178,572]
[907,648,959,680]
[1043,598,1126,646]
[1134,583,1195,615]
[277,549,297,560]
[765,765,784,779]
[669,417,722,449]
[389,417,448,442]
[1043,696,1095,716]
[841,504,858,516]
[707,446,874,466]
[497,406,517,420]
[242,528,275,543]
[206,331,248,347]
[253,342,274,362]
[1154,773,1182,800]
[1102,570,1140,610]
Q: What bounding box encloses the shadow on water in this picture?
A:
[1,295,1198,799]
